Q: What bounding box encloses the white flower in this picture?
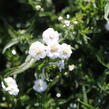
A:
[68,64,75,71]
[40,8,44,12]
[42,28,60,45]
[73,21,78,24]
[33,79,47,93]
[105,21,109,31]
[56,93,61,98]
[12,49,17,55]
[1,77,19,96]
[66,14,70,19]
[63,20,70,27]
[59,43,72,59]
[29,41,46,60]
[58,16,63,21]
[46,42,61,59]
[64,72,68,76]
[35,5,41,11]
[57,60,65,72]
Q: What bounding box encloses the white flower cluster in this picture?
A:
[63,20,70,27]
[35,5,44,11]
[33,79,47,93]
[1,77,19,96]
[29,28,72,60]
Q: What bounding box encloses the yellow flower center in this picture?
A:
[49,34,54,39]
[51,45,58,52]
[38,83,42,88]
[63,49,69,54]
[35,48,42,54]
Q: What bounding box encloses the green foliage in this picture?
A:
[0,0,109,109]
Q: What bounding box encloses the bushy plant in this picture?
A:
[0,0,109,109]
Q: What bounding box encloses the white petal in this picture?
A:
[42,28,59,45]
[1,77,19,96]
[33,79,47,93]
[29,41,47,60]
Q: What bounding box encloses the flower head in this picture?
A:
[35,5,41,11]
[59,43,72,59]
[33,79,47,93]
[46,42,61,59]
[29,41,46,60]
[42,28,60,45]
[1,77,19,96]
[66,14,70,19]
[68,64,75,71]
[58,16,63,21]
[63,20,70,27]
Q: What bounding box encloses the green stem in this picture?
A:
[82,85,88,102]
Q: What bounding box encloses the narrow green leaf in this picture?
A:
[96,54,109,69]
[4,56,36,77]
[2,39,19,54]
[78,99,100,109]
